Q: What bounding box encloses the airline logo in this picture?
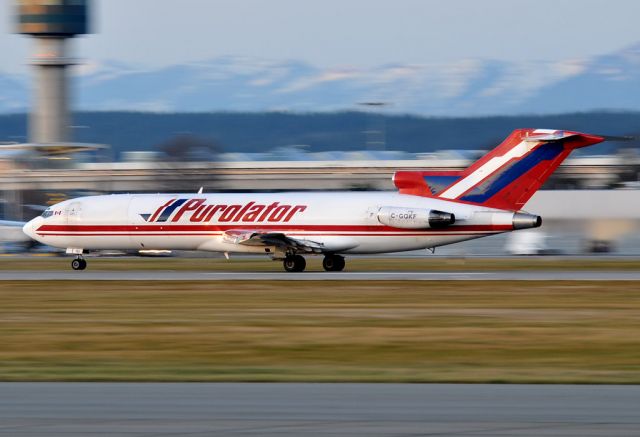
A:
[140,198,307,223]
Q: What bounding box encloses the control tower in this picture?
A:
[15,0,89,144]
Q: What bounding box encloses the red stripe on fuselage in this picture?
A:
[36,224,512,233]
[36,232,502,237]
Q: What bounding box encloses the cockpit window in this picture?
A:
[41,209,53,218]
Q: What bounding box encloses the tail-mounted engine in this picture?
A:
[377,206,455,229]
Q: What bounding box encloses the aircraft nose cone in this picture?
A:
[22,220,34,239]
[23,217,42,241]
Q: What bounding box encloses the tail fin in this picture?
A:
[394,129,604,210]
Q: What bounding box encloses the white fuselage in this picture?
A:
[23,192,520,255]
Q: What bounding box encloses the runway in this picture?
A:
[0,383,638,436]
[1,269,640,280]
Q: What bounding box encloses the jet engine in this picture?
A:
[377,207,455,229]
[512,212,542,230]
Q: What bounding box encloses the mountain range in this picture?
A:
[1,43,640,116]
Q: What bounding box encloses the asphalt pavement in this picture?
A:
[0,383,638,436]
[1,269,640,280]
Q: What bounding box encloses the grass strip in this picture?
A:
[0,280,639,383]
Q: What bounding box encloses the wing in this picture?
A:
[222,229,326,254]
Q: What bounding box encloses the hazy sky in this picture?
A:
[2,0,640,74]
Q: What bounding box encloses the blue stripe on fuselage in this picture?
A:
[156,198,187,222]
[459,142,564,204]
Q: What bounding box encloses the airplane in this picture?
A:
[22,129,607,272]
[0,219,34,248]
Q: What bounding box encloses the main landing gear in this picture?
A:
[283,254,306,272]
[322,254,345,272]
[71,256,87,271]
[282,254,346,272]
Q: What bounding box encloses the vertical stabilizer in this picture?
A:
[395,129,604,210]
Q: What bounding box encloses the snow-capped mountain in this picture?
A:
[2,43,640,115]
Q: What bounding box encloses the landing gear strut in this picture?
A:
[71,257,87,271]
[323,254,345,272]
[283,255,306,272]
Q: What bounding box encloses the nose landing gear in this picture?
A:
[71,257,87,271]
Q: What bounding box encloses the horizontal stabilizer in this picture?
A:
[523,131,579,142]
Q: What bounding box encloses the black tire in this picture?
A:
[71,259,82,271]
[323,255,345,272]
[283,255,306,272]
[79,259,87,270]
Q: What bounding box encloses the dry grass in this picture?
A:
[1,280,639,383]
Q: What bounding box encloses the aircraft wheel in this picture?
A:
[283,255,306,272]
[323,255,345,272]
[71,258,87,271]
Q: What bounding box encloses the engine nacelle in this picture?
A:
[377,207,455,229]
[512,212,542,230]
